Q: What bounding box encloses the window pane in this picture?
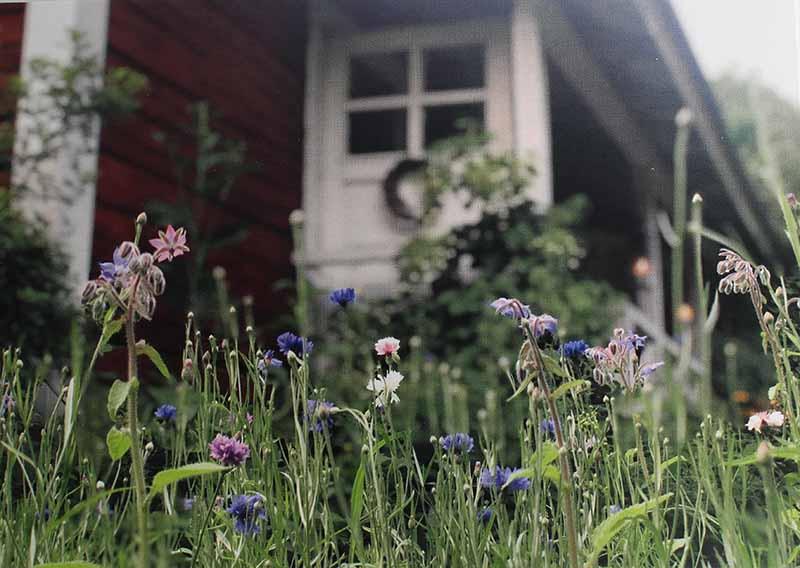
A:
[349,109,407,154]
[424,103,484,147]
[350,52,408,98]
[424,45,484,91]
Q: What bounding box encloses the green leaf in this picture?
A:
[45,488,130,536]
[542,355,568,379]
[529,441,559,468]
[587,494,673,565]
[349,459,366,558]
[703,291,720,334]
[550,380,590,401]
[63,378,76,449]
[99,316,124,349]
[106,379,131,420]
[34,562,102,568]
[136,342,171,379]
[106,427,131,461]
[148,463,227,500]
[727,445,800,467]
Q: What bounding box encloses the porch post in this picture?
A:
[510,0,553,209]
[13,0,110,298]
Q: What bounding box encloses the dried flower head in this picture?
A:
[717,248,770,296]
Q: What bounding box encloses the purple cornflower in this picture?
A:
[479,466,530,492]
[440,433,474,454]
[98,247,129,284]
[277,332,313,357]
[258,350,283,375]
[490,297,530,320]
[540,418,555,437]
[306,399,336,433]
[329,287,356,308]
[208,434,250,467]
[562,339,589,359]
[154,404,177,422]
[477,507,492,523]
[226,494,266,535]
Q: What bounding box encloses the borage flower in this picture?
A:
[366,370,404,407]
[149,225,190,263]
[330,287,356,308]
[586,329,663,391]
[257,350,283,377]
[374,337,400,357]
[154,404,177,422]
[440,432,474,454]
[490,297,530,320]
[277,332,313,357]
[746,410,785,433]
[540,418,555,438]
[98,246,130,286]
[306,399,337,433]
[479,466,530,492]
[226,494,266,536]
[529,314,558,338]
[209,434,250,467]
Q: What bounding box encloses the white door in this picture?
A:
[305,18,515,295]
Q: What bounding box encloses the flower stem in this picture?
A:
[525,329,579,568]
[125,277,148,568]
[191,472,226,568]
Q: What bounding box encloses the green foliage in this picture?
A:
[147,102,254,323]
[0,193,73,356]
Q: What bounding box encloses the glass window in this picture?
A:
[349,109,407,154]
[350,52,409,98]
[424,45,485,92]
[424,103,484,147]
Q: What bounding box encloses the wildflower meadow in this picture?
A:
[1,109,800,567]
[1,186,800,568]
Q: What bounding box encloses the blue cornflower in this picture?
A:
[540,418,555,437]
[257,350,283,376]
[226,494,266,535]
[277,332,313,357]
[479,466,530,492]
[609,504,622,514]
[440,433,475,454]
[98,247,129,283]
[306,399,336,433]
[154,404,177,422]
[329,287,356,308]
[477,507,492,523]
[181,497,195,512]
[562,339,589,359]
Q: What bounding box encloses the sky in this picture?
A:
[671,0,800,107]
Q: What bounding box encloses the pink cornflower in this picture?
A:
[746,410,785,433]
[209,434,250,466]
[374,337,400,357]
[149,225,190,263]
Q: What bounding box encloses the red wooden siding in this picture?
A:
[95,0,306,338]
[0,3,25,188]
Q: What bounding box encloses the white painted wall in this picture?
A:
[14,0,110,299]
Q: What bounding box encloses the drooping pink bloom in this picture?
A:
[374,337,400,357]
[149,225,190,263]
[209,434,250,466]
[746,410,785,433]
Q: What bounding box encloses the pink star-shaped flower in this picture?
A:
[149,225,189,263]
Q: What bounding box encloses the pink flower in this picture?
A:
[208,434,250,466]
[374,337,400,357]
[149,225,190,263]
[746,410,785,433]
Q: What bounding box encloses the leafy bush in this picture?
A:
[0,193,73,356]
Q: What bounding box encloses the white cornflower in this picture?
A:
[366,370,404,407]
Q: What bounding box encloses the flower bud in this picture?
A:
[757,440,771,464]
[148,267,166,295]
[676,303,695,324]
[763,312,775,326]
[117,241,139,259]
[136,212,148,226]
[675,106,693,127]
[96,480,105,490]
[212,266,226,281]
[145,441,155,453]
[289,209,305,225]
[181,358,193,382]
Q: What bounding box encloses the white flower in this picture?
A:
[374,337,401,357]
[366,370,404,407]
[746,410,785,433]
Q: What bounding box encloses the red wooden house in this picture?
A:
[1,0,782,341]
